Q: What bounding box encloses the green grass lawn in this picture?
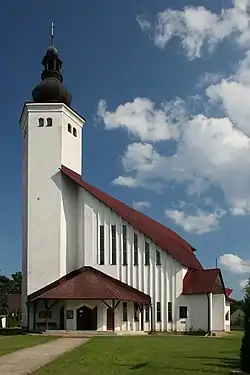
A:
[0,334,57,356]
[34,332,243,375]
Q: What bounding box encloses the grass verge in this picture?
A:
[34,332,243,374]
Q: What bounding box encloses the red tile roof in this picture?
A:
[61,165,202,270]
[225,288,233,298]
[7,293,21,313]
[28,266,150,304]
[182,269,226,295]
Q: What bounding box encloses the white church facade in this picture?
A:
[20,32,232,333]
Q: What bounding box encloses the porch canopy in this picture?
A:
[27,266,151,304]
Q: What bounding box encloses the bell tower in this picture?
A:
[20,25,85,329]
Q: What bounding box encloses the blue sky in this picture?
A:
[1,0,250,298]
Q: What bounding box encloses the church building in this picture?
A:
[20,31,232,333]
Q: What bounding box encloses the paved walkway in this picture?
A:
[0,337,89,375]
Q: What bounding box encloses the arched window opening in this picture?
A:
[46,118,52,127]
[38,118,44,127]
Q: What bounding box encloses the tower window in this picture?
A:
[68,123,72,133]
[73,127,77,137]
[46,118,52,127]
[38,118,44,127]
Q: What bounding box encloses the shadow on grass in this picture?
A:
[186,356,240,370]
[117,362,210,372]
[0,328,27,336]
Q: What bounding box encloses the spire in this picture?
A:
[32,24,72,106]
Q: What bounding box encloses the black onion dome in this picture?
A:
[32,32,72,107]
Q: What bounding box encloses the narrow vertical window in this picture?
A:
[111,225,116,265]
[38,118,44,127]
[123,302,128,321]
[73,127,77,137]
[134,303,139,322]
[145,304,150,322]
[145,241,150,265]
[46,118,52,127]
[134,233,138,265]
[156,250,161,265]
[99,225,104,265]
[68,123,72,133]
[168,302,173,322]
[156,302,161,322]
[123,225,127,265]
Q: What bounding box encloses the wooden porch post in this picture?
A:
[44,301,49,331]
[33,301,37,331]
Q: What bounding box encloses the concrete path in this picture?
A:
[0,337,89,375]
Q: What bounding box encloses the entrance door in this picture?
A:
[107,307,115,331]
[59,307,65,330]
[77,306,97,330]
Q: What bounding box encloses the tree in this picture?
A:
[0,275,12,315]
[0,272,22,315]
[10,272,22,293]
[240,278,250,373]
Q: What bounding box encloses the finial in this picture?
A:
[50,22,54,46]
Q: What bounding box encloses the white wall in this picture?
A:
[225,301,230,331]
[20,103,85,325]
[76,189,190,331]
[212,294,225,331]
[177,294,209,332]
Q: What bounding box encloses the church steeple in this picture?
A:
[32,24,72,107]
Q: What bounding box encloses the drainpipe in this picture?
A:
[207,294,210,334]
[207,293,213,335]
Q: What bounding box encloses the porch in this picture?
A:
[26,266,151,332]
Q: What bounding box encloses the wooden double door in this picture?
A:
[77,306,97,330]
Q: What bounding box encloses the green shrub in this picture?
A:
[240,280,250,374]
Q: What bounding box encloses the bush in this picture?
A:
[240,280,250,374]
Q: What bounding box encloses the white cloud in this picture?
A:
[97,0,250,222]
[112,113,250,214]
[165,208,225,234]
[97,98,183,142]
[112,175,139,188]
[133,200,151,211]
[219,253,250,274]
[137,0,250,59]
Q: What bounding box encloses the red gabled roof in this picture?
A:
[182,269,226,295]
[225,288,233,298]
[7,293,21,313]
[28,266,150,304]
[61,165,202,270]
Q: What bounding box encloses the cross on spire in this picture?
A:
[50,22,54,46]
